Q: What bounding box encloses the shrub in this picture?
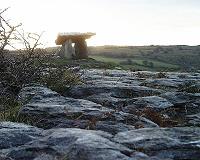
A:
[0,94,21,121]
[40,67,83,94]
[155,72,167,78]
[178,81,200,93]
[136,72,152,78]
[149,62,154,68]
[142,60,148,66]
[0,8,82,122]
[137,107,178,127]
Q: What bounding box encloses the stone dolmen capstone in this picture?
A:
[55,32,95,59]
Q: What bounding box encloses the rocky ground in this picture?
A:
[1,69,200,160]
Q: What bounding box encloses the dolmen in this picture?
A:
[55,32,95,59]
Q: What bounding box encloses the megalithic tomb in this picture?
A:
[55,32,96,59]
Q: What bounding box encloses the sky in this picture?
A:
[1,0,200,47]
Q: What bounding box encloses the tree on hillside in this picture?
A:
[142,60,148,66]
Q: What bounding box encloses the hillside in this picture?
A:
[89,45,200,72]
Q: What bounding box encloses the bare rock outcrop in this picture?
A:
[1,69,200,159]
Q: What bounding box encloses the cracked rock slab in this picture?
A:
[114,127,200,160]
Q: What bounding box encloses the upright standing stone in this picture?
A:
[60,39,75,59]
[74,39,88,59]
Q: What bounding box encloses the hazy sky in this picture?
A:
[1,0,200,46]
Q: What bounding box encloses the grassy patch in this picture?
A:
[0,96,21,122]
[39,67,83,95]
[49,57,118,69]
[90,55,179,71]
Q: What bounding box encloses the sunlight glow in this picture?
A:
[1,0,200,47]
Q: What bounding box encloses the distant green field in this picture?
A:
[45,45,200,71]
[88,45,200,71]
[90,55,180,71]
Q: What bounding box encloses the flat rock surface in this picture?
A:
[0,122,160,160]
[114,127,200,159]
[1,69,200,159]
